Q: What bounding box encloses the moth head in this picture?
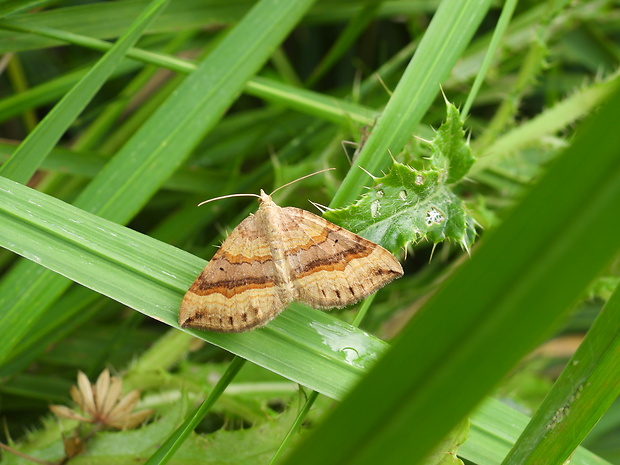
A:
[258,189,271,205]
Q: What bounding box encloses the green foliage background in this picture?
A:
[1,1,620,464]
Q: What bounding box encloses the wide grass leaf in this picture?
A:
[0,175,385,400]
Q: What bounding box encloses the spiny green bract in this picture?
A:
[325,102,475,253]
[430,101,474,184]
[325,162,474,253]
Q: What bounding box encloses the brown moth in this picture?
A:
[179,189,403,333]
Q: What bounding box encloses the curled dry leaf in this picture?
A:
[50,369,153,430]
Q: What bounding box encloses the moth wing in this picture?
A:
[179,214,290,332]
[282,207,403,309]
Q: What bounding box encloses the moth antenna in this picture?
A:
[198,193,261,207]
[270,168,336,196]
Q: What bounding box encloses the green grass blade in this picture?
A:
[143,357,246,465]
[475,0,573,150]
[0,1,425,54]
[502,282,620,464]
[463,398,612,465]
[0,19,376,127]
[0,61,141,123]
[0,0,169,184]
[471,73,620,174]
[305,0,383,87]
[280,83,620,465]
[0,0,251,53]
[462,0,518,118]
[331,0,493,208]
[0,0,54,17]
[0,18,195,74]
[0,287,101,377]
[73,30,198,152]
[269,390,320,465]
[245,76,378,125]
[4,54,37,132]
[0,143,225,195]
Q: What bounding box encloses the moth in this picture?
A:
[179,184,403,332]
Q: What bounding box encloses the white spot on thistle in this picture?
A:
[425,207,444,225]
[415,175,424,185]
[371,199,381,218]
[399,190,407,201]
